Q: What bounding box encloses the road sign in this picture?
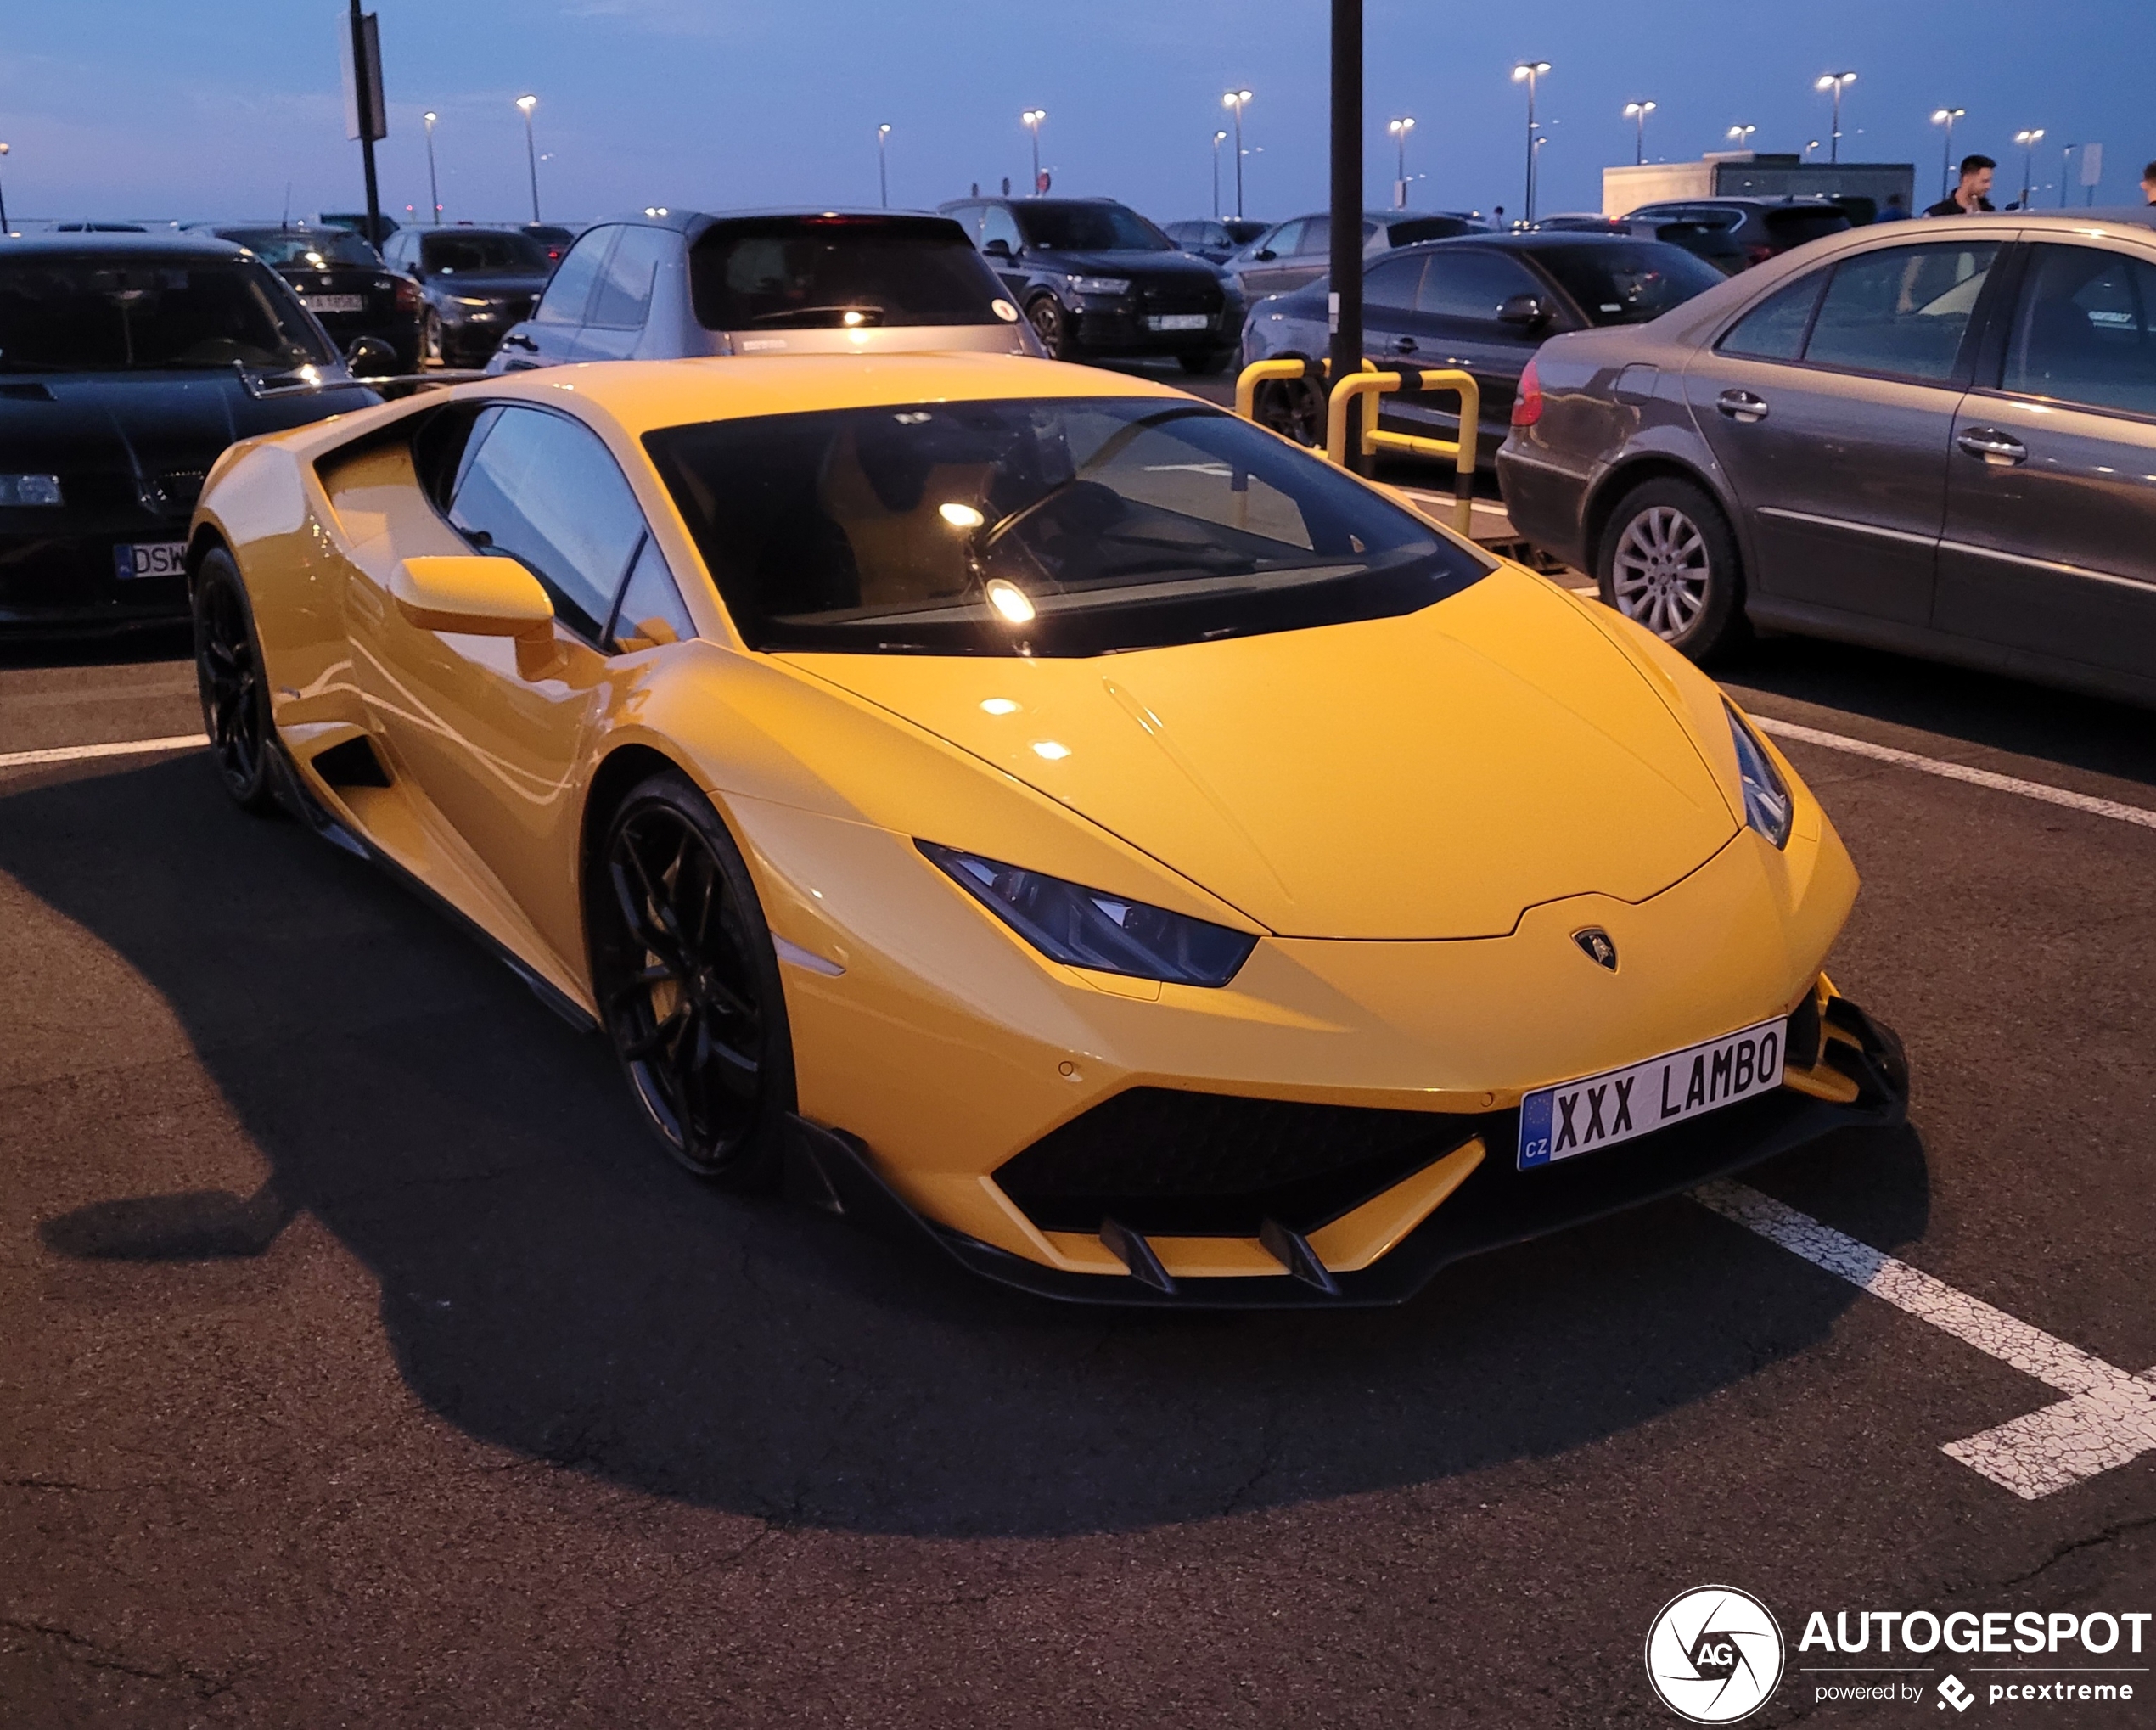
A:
[2080,142,2103,188]
[340,8,385,143]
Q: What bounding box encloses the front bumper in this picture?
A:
[0,529,192,632]
[786,992,1908,1309]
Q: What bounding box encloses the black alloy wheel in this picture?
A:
[590,771,795,1188]
[1253,375,1325,447]
[190,548,278,812]
[1027,295,1072,360]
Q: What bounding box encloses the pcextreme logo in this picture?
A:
[1645,1586,1786,1723]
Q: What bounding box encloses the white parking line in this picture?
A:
[1752,716,2156,833]
[1693,1182,2156,1499]
[0,733,206,771]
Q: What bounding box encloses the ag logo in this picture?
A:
[1645,1585,1784,1723]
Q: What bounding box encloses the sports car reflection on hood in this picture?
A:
[187,352,1906,1306]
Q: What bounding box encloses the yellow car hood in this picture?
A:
[781,567,1738,940]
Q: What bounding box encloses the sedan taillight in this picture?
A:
[395,275,421,313]
[1511,357,1543,427]
[1743,244,1774,267]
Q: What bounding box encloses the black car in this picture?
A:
[519,222,581,264]
[940,195,1242,371]
[1161,217,1270,264]
[1239,232,1726,463]
[380,226,555,368]
[1622,197,1852,274]
[0,233,378,634]
[191,222,423,370]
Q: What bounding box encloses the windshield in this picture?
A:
[0,256,334,373]
[220,229,382,269]
[1013,203,1172,253]
[692,220,1008,330]
[418,231,550,273]
[1533,242,1726,324]
[644,397,1486,656]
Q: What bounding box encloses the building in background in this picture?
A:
[1603,151,1913,224]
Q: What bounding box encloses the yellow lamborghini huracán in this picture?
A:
[187,353,1904,1306]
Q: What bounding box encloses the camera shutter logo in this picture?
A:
[1644,1586,1784,1723]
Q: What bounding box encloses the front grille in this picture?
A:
[1137,283,1222,317]
[141,470,205,515]
[993,1087,1484,1238]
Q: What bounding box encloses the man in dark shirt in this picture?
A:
[1926,154,1996,216]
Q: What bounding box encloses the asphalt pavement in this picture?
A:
[3,612,2153,1727]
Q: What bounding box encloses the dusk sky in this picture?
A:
[4,0,2151,227]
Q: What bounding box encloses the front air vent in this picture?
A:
[309,734,393,789]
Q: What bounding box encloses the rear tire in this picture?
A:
[589,771,796,1191]
[190,549,278,814]
[1597,476,1751,662]
[1027,295,1073,360]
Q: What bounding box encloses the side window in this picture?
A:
[945,203,982,241]
[610,536,697,652]
[1418,250,1543,323]
[533,227,613,325]
[1255,220,1302,256]
[448,407,648,643]
[980,205,1022,255]
[2003,244,2156,418]
[1718,270,1828,361]
[1363,254,1427,312]
[588,226,672,330]
[1800,242,1998,383]
[1292,219,1333,256]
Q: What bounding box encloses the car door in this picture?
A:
[1392,246,1553,450]
[1272,218,1337,294]
[579,225,675,361]
[978,204,1029,297]
[368,402,688,961]
[1935,239,2156,685]
[501,225,615,368]
[1237,219,1311,298]
[1681,237,2000,626]
[1360,253,1428,363]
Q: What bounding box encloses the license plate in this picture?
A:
[1518,1016,1787,1169]
[1148,313,1210,332]
[115,542,187,580]
[302,294,365,313]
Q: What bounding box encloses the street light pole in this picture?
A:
[1804,138,1822,161]
[1931,107,1964,200]
[1021,109,1046,194]
[1222,90,1251,220]
[1212,130,1227,218]
[1388,116,1414,206]
[1327,0,1363,473]
[878,124,891,208]
[1512,62,1550,223]
[2060,143,2074,208]
[2013,129,2044,207]
[0,143,11,238]
[515,95,540,222]
[1816,72,1856,164]
[1624,99,1656,166]
[423,111,441,223]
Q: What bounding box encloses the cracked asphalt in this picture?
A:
[2,620,2153,1727]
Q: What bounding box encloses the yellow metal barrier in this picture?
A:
[1233,357,1315,423]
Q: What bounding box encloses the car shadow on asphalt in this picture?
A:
[8,756,1929,1540]
[0,624,195,672]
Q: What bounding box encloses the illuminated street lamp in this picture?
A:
[1931,107,1965,200]
[2013,128,2046,207]
[1816,71,1856,163]
[1512,62,1551,222]
[515,94,541,223]
[1221,89,1252,219]
[423,111,441,224]
[1211,129,1228,218]
[1389,116,1415,205]
[1623,100,1656,166]
[1021,108,1047,195]
[878,123,891,208]
[1803,138,1822,161]
[1727,122,1757,150]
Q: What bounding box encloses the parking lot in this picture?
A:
[3,608,2152,1726]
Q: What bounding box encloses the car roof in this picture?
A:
[1635,195,1847,211]
[1395,230,1687,256]
[453,351,1186,438]
[0,231,250,259]
[575,208,968,244]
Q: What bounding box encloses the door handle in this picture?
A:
[1716,389,1768,424]
[1957,427,2028,466]
[1392,337,1418,355]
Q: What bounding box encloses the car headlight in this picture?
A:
[0,474,63,506]
[918,841,1257,988]
[1064,275,1131,296]
[450,294,496,307]
[1726,702,1793,849]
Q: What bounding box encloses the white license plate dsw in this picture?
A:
[1517,1016,1787,1169]
[1147,313,1210,332]
[115,542,188,580]
[302,294,366,314]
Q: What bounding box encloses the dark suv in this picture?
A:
[1622,198,1852,274]
[381,226,556,368]
[941,196,1242,372]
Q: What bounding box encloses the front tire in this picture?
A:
[1178,347,1235,375]
[421,309,444,368]
[1597,476,1750,661]
[589,772,796,1189]
[1252,374,1324,447]
[190,549,278,813]
[1027,295,1073,360]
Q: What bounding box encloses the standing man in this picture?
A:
[1926,154,1996,215]
[2142,160,2156,205]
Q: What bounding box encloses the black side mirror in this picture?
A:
[345,335,401,379]
[983,238,1013,261]
[1496,293,1547,329]
[1254,249,1277,261]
